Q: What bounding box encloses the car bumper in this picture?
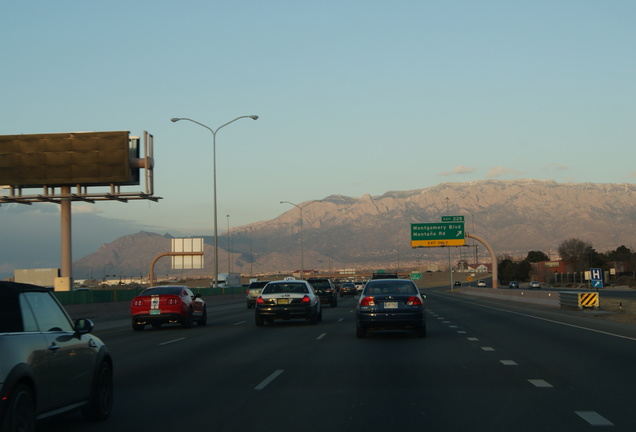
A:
[132,313,184,324]
[356,310,425,329]
[256,305,314,319]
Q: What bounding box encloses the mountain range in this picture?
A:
[73,179,636,279]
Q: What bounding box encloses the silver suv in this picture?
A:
[0,282,113,431]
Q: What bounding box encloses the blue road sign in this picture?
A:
[590,268,603,288]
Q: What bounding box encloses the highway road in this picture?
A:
[39,289,636,432]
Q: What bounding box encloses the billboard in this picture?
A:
[0,131,138,187]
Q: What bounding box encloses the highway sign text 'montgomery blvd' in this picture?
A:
[410,222,466,247]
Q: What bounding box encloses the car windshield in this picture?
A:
[140,287,182,296]
[364,282,418,295]
[262,283,308,294]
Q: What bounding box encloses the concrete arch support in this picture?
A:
[466,232,498,289]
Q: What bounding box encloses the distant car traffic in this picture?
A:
[454,281,461,287]
[255,278,322,326]
[130,285,207,331]
[0,281,113,430]
[477,280,487,287]
[355,278,426,338]
[246,280,271,308]
[306,277,338,307]
[529,281,541,289]
[508,281,520,289]
[339,282,357,296]
[354,282,365,293]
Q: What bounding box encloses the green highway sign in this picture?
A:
[410,222,465,247]
[410,272,423,280]
[442,215,464,222]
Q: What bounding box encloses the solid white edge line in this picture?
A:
[441,294,636,341]
[317,333,326,340]
[255,369,284,391]
[233,320,247,326]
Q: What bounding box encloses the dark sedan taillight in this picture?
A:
[406,296,422,306]
[359,296,376,306]
[256,296,264,305]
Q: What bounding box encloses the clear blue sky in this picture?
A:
[2,0,635,242]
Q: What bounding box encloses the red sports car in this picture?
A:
[130,285,207,331]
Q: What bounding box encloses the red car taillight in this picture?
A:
[166,297,181,305]
[256,296,264,304]
[360,296,375,306]
[301,295,311,304]
[406,296,422,306]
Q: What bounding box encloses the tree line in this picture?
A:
[498,238,636,283]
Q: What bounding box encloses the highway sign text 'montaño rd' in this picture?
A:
[410,222,466,247]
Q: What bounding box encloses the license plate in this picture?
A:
[150,309,161,315]
[384,302,398,309]
[277,298,289,305]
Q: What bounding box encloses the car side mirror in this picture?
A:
[74,318,94,335]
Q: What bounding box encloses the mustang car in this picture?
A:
[130,285,207,331]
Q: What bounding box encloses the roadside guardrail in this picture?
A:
[559,291,600,310]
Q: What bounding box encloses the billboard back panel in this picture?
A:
[0,131,134,187]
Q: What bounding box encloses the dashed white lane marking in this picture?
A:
[481,347,495,351]
[467,337,479,341]
[338,318,344,322]
[159,337,186,346]
[575,411,614,426]
[317,333,327,340]
[500,360,518,366]
[457,330,466,334]
[528,379,553,388]
[233,320,246,325]
[255,369,284,391]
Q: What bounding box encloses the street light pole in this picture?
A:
[171,115,258,287]
[280,200,321,279]
[227,214,231,274]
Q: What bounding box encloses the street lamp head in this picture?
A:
[249,115,259,120]
[170,118,181,123]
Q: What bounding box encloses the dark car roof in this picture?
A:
[0,281,50,296]
[1,282,51,333]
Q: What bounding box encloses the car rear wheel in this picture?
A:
[82,361,113,421]
[308,306,319,325]
[197,307,207,326]
[255,312,264,327]
[416,325,427,338]
[1,383,35,432]
[356,325,367,339]
[182,308,193,328]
